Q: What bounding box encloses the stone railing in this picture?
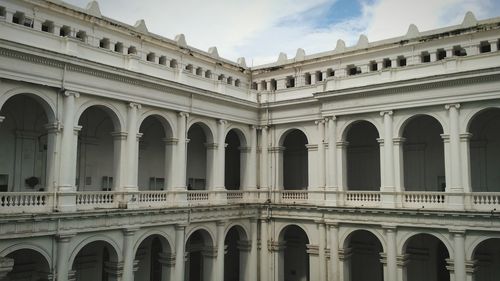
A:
[227,191,244,201]
[187,191,210,203]
[76,191,117,210]
[468,192,500,211]
[402,192,446,209]
[279,190,309,204]
[0,192,52,213]
[137,191,170,208]
[345,191,381,207]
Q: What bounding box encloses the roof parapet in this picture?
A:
[462,11,478,28]
[208,46,220,59]
[237,57,247,68]
[175,34,187,48]
[356,34,369,49]
[86,1,101,18]
[295,48,306,61]
[335,39,346,52]
[405,24,420,39]
[134,19,148,33]
[277,52,288,63]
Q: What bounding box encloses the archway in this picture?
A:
[469,108,500,192]
[5,249,51,280]
[135,235,172,281]
[403,234,449,281]
[72,241,119,281]
[344,230,383,281]
[472,238,500,281]
[186,124,209,190]
[185,229,215,281]
[402,115,445,191]
[0,95,51,192]
[224,130,243,190]
[279,225,310,281]
[282,130,308,190]
[138,116,172,190]
[224,226,249,281]
[345,121,380,191]
[77,106,119,191]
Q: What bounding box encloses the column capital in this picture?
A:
[449,229,466,236]
[163,137,179,145]
[258,125,269,131]
[175,223,188,230]
[250,125,258,130]
[393,137,406,145]
[123,227,139,236]
[111,131,128,140]
[326,115,337,121]
[382,225,397,232]
[128,102,141,109]
[306,244,320,255]
[44,122,62,133]
[216,220,227,227]
[269,241,286,252]
[218,119,227,125]
[63,90,80,98]
[178,112,189,118]
[305,144,318,151]
[460,133,472,141]
[315,119,326,125]
[336,141,349,148]
[56,233,76,242]
[380,110,394,116]
[445,103,461,110]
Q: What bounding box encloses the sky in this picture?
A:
[63,0,500,66]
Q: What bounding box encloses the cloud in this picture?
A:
[63,0,500,65]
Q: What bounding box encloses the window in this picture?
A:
[170,59,178,68]
[59,25,71,37]
[326,68,335,77]
[159,56,167,65]
[251,82,258,90]
[397,56,407,67]
[235,79,241,87]
[76,30,86,42]
[41,20,54,33]
[147,52,155,62]
[185,64,193,73]
[261,80,267,90]
[270,79,277,91]
[286,76,295,88]
[196,67,203,76]
[12,12,23,25]
[316,71,323,82]
[205,70,211,78]
[480,41,491,53]
[437,48,446,60]
[149,177,165,190]
[101,176,113,191]
[99,38,110,49]
[227,77,233,85]
[453,45,466,56]
[304,73,311,85]
[113,42,123,53]
[421,51,431,63]
[383,58,392,68]
[369,61,378,71]
[0,7,5,18]
[218,74,225,81]
[128,46,137,55]
[347,65,361,76]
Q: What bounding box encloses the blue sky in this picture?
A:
[63,0,500,66]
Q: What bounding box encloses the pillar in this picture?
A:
[260,219,269,281]
[158,252,175,281]
[125,103,141,191]
[176,112,189,189]
[202,247,217,281]
[337,141,349,205]
[384,226,397,281]
[216,221,226,281]
[111,131,127,191]
[339,247,352,281]
[270,241,285,281]
[0,257,14,279]
[381,111,395,190]
[58,91,79,212]
[249,218,258,281]
[163,138,178,190]
[317,119,326,189]
[237,240,251,281]
[326,117,337,189]
[121,228,137,281]
[307,244,320,281]
[174,224,186,281]
[259,126,269,190]
[44,122,61,193]
[396,254,409,281]
[206,143,218,190]
[317,221,327,281]
[445,104,464,208]
[216,119,227,190]
[328,223,340,281]
[56,233,74,281]
[103,261,123,281]
[247,126,258,190]
[452,230,466,281]
[393,137,406,206]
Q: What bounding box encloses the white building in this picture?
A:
[0,0,499,280]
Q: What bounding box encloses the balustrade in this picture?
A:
[76,192,117,210]
[0,192,52,213]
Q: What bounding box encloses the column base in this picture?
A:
[213,187,227,205]
[57,186,77,212]
[121,190,139,209]
[325,188,338,207]
[447,191,465,210]
[172,188,188,207]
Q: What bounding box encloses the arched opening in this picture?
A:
[135,235,172,281]
[279,225,310,281]
[282,130,308,190]
[138,116,172,191]
[0,95,51,192]
[224,226,248,281]
[345,121,380,190]
[344,230,383,281]
[402,115,445,191]
[472,238,500,281]
[225,130,244,190]
[185,230,215,281]
[5,249,51,280]
[72,241,119,281]
[77,106,119,191]
[187,124,210,190]
[469,108,500,192]
[403,234,450,281]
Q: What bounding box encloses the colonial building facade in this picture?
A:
[0,0,499,281]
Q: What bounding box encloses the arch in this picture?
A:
[187,119,215,143]
[400,114,445,191]
[68,235,122,267]
[467,234,500,260]
[224,225,250,281]
[398,231,453,256]
[277,223,311,243]
[278,224,311,281]
[185,227,216,281]
[277,127,310,147]
[224,127,249,147]
[224,223,250,242]
[341,228,386,253]
[132,230,174,256]
[464,106,500,133]
[0,87,57,123]
[396,113,446,138]
[225,128,247,190]
[75,101,124,132]
[138,111,175,138]
[4,247,52,280]
[470,238,500,281]
[343,229,385,281]
[0,243,52,268]
[339,119,381,142]
[280,129,309,190]
[133,232,174,281]
[185,226,215,248]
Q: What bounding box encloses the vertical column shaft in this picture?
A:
[327,117,337,189]
[249,219,258,281]
[446,104,463,191]
[125,103,141,190]
[260,219,269,281]
[216,221,225,280]
[216,120,227,189]
[176,113,189,189]
[385,226,397,281]
[260,127,269,189]
[318,221,327,281]
[329,224,340,281]
[247,126,258,189]
[174,224,186,281]
[56,234,74,281]
[121,228,137,281]
[317,120,326,188]
[59,91,79,190]
[381,111,395,190]
[453,230,466,281]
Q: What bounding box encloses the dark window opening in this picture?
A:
[196,67,203,76]
[147,52,155,62]
[398,56,407,67]
[185,64,193,73]
[304,73,311,85]
[453,45,467,56]
[347,65,361,76]
[383,58,392,68]
[205,70,211,78]
[286,76,295,88]
[159,56,167,65]
[76,30,86,42]
[316,71,323,82]
[270,79,277,91]
[99,38,110,49]
[261,80,268,90]
[369,61,378,71]
[421,51,431,63]
[169,59,177,68]
[227,77,233,85]
[235,79,241,87]
[480,41,491,53]
[326,68,335,77]
[41,20,54,33]
[437,49,446,60]
[59,25,71,37]
[0,7,6,18]
[128,46,137,55]
[251,82,258,90]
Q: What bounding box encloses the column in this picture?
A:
[216,120,227,190]
[317,120,326,189]
[44,122,60,192]
[202,247,217,281]
[103,261,124,281]
[259,126,269,190]
[237,240,251,281]
[125,103,141,191]
[328,223,340,281]
[260,219,269,281]
[56,233,74,281]
[307,244,320,280]
[326,117,338,205]
[247,126,258,190]
[206,143,218,190]
[58,91,79,212]
[396,254,409,281]
[384,226,397,281]
[176,112,189,189]
[381,111,395,190]
[270,241,285,281]
[163,138,178,189]
[216,221,226,281]
[445,104,464,208]
[0,257,14,279]
[111,131,127,190]
[336,141,349,206]
[317,221,327,281]
[452,230,466,281]
[121,228,137,281]
[158,252,176,281]
[339,247,352,281]
[248,218,258,281]
[174,224,187,281]
[393,137,406,197]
